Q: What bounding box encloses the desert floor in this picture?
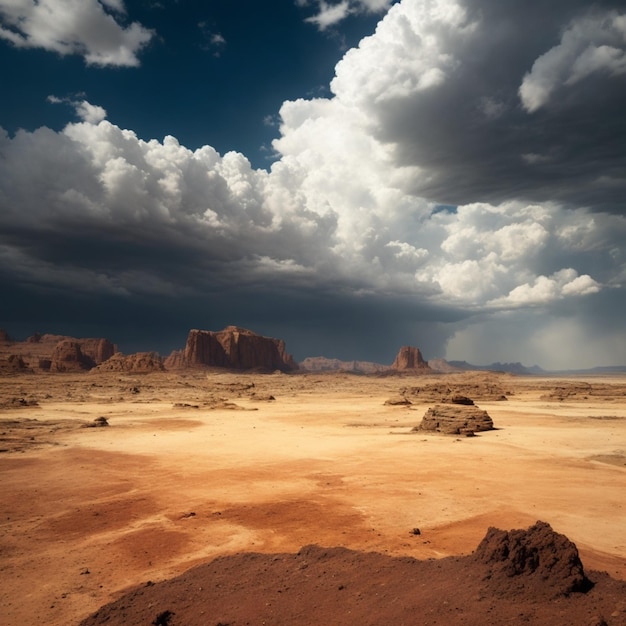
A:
[0,370,625,625]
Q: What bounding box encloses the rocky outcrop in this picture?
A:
[169,326,297,372]
[92,352,165,373]
[0,332,117,371]
[0,354,30,374]
[78,338,116,365]
[0,329,12,343]
[472,521,590,599]
[391,346,431,371]
[46,337,117,372]
[164,349,185,369]
[185,330,229,368]
[413,397,494,435]
[50,341,94,372]
[401,377,510,402]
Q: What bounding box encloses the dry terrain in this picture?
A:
[1,370,625,624]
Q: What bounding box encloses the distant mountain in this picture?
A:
[546,365,626,375]
[447,361,545,375]
[301,345,434,374]
[427,358,463,373]
[299,356,389,374]
[446,361,626,375]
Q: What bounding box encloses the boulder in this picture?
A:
[413,402,494,435]
[445,395,475,405]
[391,346,431,371]
[170,326,297,372]
[384,396,412,406]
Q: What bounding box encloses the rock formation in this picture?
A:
[167,326,297,372]
[0,333,118,371]
[413,395,494,435]
[50,340,94,372]
[391,346,431,371]
[0,328,12,343]
[184,329,229,368]
[92,352,165,373]
[163,349,185,369]
[401,377,510,402]
[0,354,30,374]
[77,338,116,365]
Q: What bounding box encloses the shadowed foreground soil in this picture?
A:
[81,522,626,626]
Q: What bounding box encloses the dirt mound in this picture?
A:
[80,523,626,626]
[472,520,590,599]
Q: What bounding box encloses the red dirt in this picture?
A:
[80,522,626,626]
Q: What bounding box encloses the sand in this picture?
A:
[0,370,625,625]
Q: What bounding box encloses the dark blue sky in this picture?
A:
[0,0,624,368]
[1,1,390,168]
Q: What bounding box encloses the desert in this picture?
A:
[1,360,626,625]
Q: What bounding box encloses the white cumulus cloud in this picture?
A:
[490,269,601,307]
[302,0,394,29]
[0,0,153,66]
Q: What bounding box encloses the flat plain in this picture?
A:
[1,370,625,625]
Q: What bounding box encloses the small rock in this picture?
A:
[384,396,412,406]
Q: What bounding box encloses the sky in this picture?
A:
[0,0,625,369]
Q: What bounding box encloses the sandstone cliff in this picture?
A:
[50,340,93,372]
[168,326,297,372]
[391,346,431,371]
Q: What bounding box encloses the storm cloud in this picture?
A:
[0,0,624,367]
[330,0,626,214]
